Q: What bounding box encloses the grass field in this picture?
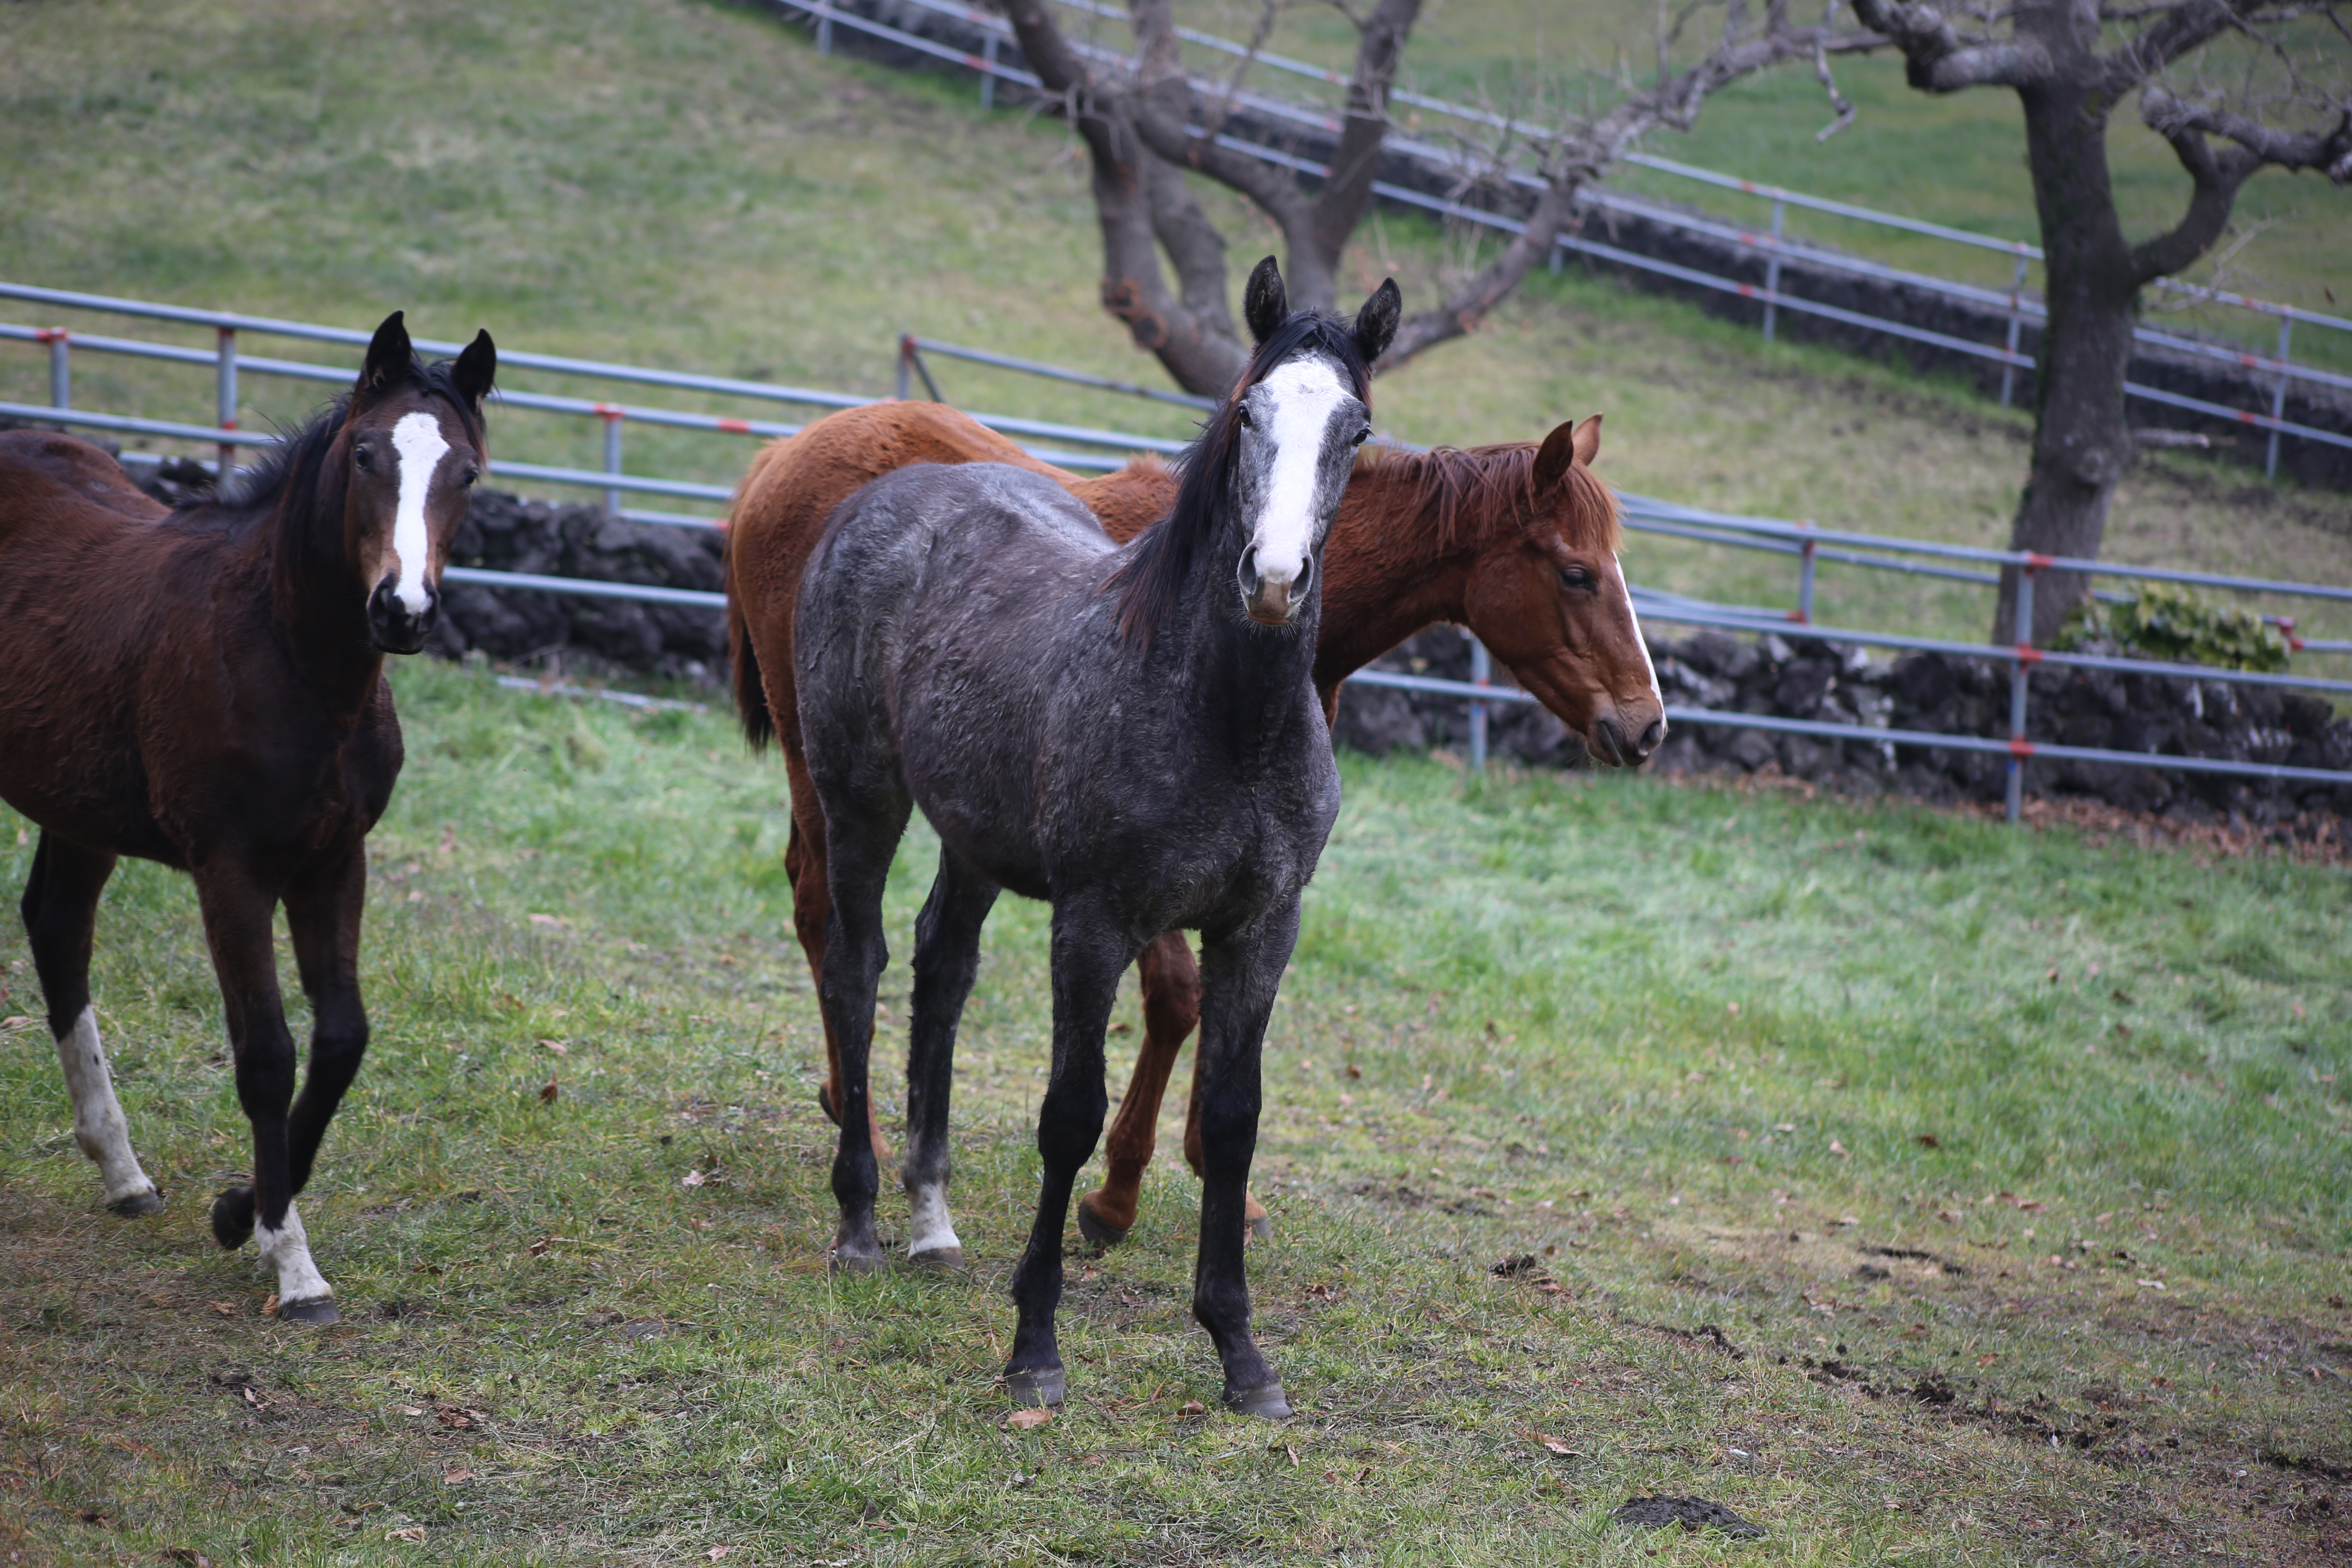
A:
[3,0,2349,660]
[2,662,2348,1564]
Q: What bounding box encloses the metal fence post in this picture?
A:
[216,326,238,487]
[2005,557,2040,824]
[980,33,998,108]
[1793,519,1817,624]
[598,405,624,515]
[815,0,833,54]
[1550,235,1563,277]
[1761,196,1784,344]
[2000,251,2029,409]
[897,335,913,401]
[1466,630,1489,775]
[2266,315,2292,479]
[39,327,69,410]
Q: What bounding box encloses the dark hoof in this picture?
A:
[909,1246,966,1273]
[210,1186,256,1251]
[1004,1365,1065,1408]
[817,1083,842,1127]
[1247,1212,1274,1242]
[108,1188,165,1219]
[1074,1196,1130,1249]
[1222,1380,1292,1419]
[276,1296,340,1325]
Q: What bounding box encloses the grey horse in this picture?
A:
[793,258,1399,1417]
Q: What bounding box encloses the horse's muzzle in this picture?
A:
[1588,710,1667,768]
[368,578,438,655]
[1237,547,1311,627]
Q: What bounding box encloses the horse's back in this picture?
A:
[0,430,167,547]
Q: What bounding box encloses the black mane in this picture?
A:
[1111,311,1372,644]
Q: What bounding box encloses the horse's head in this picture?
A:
[1227,258,1399,628]
[340,312,495,654]
[1462,416,1667,767]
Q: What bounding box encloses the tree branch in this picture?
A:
[1303,0,1426,307]
[2134,82,2352,279]
[1383,21,1886,368]
[1846,0,2054,90]
[996,0,1252,393]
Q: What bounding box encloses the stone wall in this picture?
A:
[1336,626,2352,829]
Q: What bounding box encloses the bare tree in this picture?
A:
[994,0,1881,396]
[1849,0,2351,643]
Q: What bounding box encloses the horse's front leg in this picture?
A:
[1190,900,1301,1418]
[194,862,336,1320]
[19,833,160,1216]
[902,847,998,1270]
[265,841,375,1322]
[1005,903,1134,1408]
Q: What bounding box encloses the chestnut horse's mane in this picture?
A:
[1353,441,1621,555]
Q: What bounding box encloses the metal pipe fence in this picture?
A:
[9,285,2351,819]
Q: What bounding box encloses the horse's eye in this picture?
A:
[354,446,372,470]
[1353,426,1372,446]
[462,466,480,488]
[1557,565,1595,592]
[1236,403,1253,430]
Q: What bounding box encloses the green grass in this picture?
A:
[4,0,2348,662]
[3,663,2348,1564]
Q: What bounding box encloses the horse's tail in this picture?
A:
[726,586,775,754]
[723,463,777,753]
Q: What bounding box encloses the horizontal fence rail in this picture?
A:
[9,284,2351,820]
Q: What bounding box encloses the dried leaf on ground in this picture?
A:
[1004,1407,1052,1430]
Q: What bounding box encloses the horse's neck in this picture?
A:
[1309,461,1488,691]
[261,484,382,706]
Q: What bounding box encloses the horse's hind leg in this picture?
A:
[901,848,998,1270]
[815,795,910,1274]
[192,863,335,1321]
[1005,902,1133,1408]
[786,776,889,1163]
[1078,931,1198,1246]
[1189,901,1301,1419]
[19,832,160,1216]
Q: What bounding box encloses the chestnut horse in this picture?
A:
[728,397,1662,1254]
[0,313,493,1322]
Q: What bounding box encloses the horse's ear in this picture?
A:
[359,311,412,396]
[1243,256,1287,346]
[1353,278,1401,366]
[451,330,497,412]
[1532,416,1587,494]
[1572,412,1602,467]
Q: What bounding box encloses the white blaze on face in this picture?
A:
[388,410,451,615]
[1247,356,1352,589]
[1612,553,1666,715]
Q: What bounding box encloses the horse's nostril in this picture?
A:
[1637,717,1666,756]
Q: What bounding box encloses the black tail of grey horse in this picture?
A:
[793,257,1400,1417]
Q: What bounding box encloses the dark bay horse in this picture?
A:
[0,313,493,1322]
[726,357,1661,1254]
[794,261,1396,1414]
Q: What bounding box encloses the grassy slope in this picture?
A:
[1169,0,2352,354]
[1,665,2346,1565]
[2,0,2347,655]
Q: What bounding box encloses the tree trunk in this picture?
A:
[1993,77,2140,646]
